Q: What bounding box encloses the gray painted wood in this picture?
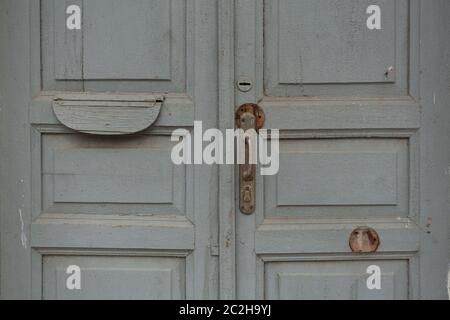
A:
[0,0,33,299]
[277,152,398,205]
[265,0,409,97]
[255,219,420,254]
[39,133,187,216]
[265,138,410,219]
[416,0,450,299]
[54,0,83,80]
[82,0,171,80]
[43,256,186,299]
[218,0,236,299]
[52,148,172,203]
[1,0,449,300]
[31,214,194,250]
[265,260,408,300]
[235,0,449,300]
[1,0,218,300]
[52,93,163,135]
[276,0,397,84]
[31,94,195,128]
[41,0,187,93]
[261,99,420,130]
[191,0,219,299]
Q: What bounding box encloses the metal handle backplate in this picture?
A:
[236,104,265,215]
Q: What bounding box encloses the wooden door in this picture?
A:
[231,0,450,299]
[0,0,219,299]
[1,0,449,300]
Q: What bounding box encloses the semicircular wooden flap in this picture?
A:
[52,93,164,135]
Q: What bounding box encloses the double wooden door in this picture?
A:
[1,0,449,299]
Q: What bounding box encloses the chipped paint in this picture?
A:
[448,267,450,299]
[384,66,394,78]
[426,217,432,234]
[18,208,27,249]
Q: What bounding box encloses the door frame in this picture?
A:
[218,0,236,300]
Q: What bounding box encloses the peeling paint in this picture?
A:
[18,208,27,249]
[448,267,450,299]
[426,217,432,234]
[384,66,394,78]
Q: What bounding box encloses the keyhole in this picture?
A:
[243,186,252,203]
[237,76,253,92]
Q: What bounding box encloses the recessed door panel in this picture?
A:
[264,0,408,96]
[265,260,408,300]
[43,255,186,299]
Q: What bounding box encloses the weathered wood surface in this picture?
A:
[1,0,219,299]
[234,0,450,300]
[52,93,163,135]
[1,0,449,300]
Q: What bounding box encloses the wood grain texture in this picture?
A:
[52,93,163,135]
[31,214,194,250]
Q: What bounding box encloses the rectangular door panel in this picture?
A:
[265,260,408,300]
[43,255,186,299]
[39,134,187,215]
[264,0,409,96]
[42,0,188,92]
[264,138,410,219]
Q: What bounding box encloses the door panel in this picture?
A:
[40,135,186,215]
[265,0,409,96]
[43,256,186,299]
[42,0,186,91]
[265,260,408,300]
[235,0,424,299]
[265,138,409,218]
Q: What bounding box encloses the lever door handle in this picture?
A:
[243,137,254,181]
[236,104,265,215]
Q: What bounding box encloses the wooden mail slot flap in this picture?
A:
[52,93,163,135]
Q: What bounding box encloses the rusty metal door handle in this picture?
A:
[243,137,253,181]
[236,104,265,215]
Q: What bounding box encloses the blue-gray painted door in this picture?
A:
[1,0,449,300]
[234,0,449,299]
[0,0,219,299]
